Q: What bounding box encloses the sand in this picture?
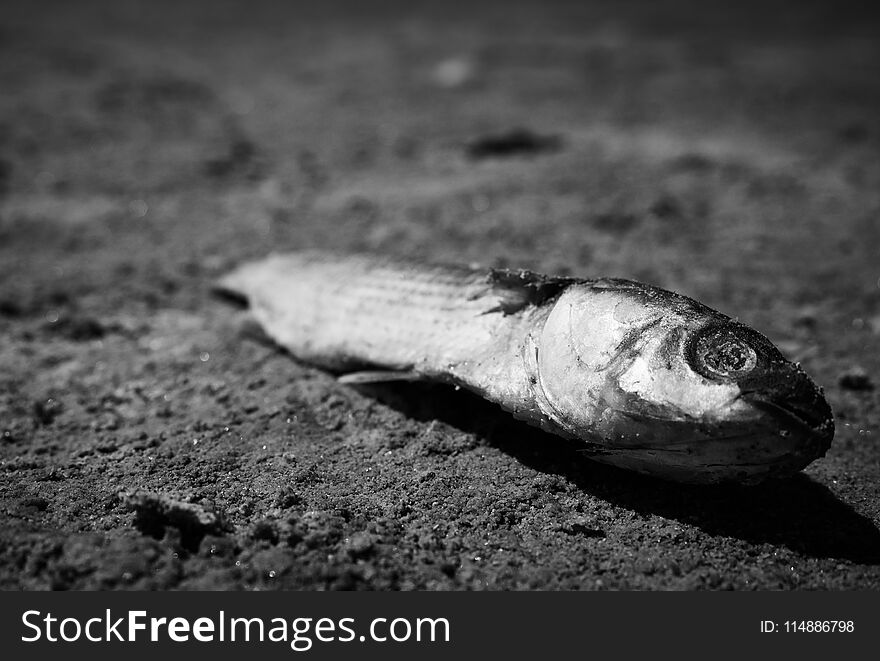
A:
[1,0,879,589]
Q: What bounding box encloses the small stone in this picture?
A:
[33,398,63,425]
[345,532,377,559]
[839,367,874,391]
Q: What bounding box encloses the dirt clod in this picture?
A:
[121,490,230,553]
[839,368,875,391]
[466,128,562,160]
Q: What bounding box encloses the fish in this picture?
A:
[216,251,834,484]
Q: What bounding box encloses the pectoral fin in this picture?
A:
[338,370,424,385]
[485,268,571,314]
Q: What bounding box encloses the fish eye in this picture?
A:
[688,325,757,380]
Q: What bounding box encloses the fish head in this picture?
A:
[533,280,834,483]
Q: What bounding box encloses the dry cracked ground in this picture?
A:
[1,0,879,589]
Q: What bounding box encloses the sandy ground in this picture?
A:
[1,0,879,590]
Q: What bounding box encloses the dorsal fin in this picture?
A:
[485,268,572,314]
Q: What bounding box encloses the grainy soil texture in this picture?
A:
[1,0,880,590]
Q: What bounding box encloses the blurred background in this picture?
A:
[1,0,879,589]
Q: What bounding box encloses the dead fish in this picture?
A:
[217,251,834,484]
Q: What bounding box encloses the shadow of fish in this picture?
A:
[217,251,833,484]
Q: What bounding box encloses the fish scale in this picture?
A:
[218,252,513,377]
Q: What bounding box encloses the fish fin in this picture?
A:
[235,315,278,348]
[486,269,571,314]
[338,370,424,385]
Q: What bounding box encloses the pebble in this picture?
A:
[838,367,875,391]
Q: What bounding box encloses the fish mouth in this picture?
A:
[738,390,835,454]
[580,390,835,484]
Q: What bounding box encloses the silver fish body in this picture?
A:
[218,251,834,484]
